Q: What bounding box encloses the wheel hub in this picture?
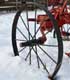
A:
[20,37,45,47]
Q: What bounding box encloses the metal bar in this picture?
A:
[38,45,57,64]
[32,47,49,74]
[17,27,28,40]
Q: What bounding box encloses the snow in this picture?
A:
[0,12,70,80]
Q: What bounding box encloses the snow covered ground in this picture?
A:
[0,12,70,80]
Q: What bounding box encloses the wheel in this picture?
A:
[12,2,63,79]
[61,24,70,40]
[53,30,56,38]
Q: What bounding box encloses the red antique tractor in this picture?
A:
[11,0,70,79]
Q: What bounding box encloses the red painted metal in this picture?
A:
[37,0,70,37]
[65,52,70,57]
[28,0,70,40]
[48,0,64,6]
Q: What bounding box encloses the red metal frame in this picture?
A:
[48,0,64,5]
[28,0,70,43]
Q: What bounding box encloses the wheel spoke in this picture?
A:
[38,45,57,64]
[26,10,32,65]
[34,9,40,68]
[33,20,50,38]
[26,9,30,40]
[33,20,45,38]
[35,46,40,68]
[18,47,26,53]
[40,44,58,47]
[67,24,69,39]
[32,47,49,74]
[29,47,32,65]
[20,15,33,38]
[16,39,26,41]
[33,26,40,38]
[34,9,37,39]
[17,27,28,40]
[25,47,32,61]
[68,27,70,31]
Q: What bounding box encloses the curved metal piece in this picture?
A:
[12,2,63,79]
